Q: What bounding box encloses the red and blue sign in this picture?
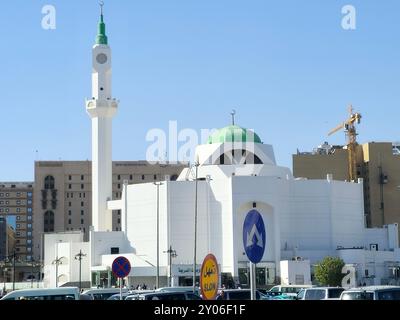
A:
[243,210,266,264]
[112,256,131,278]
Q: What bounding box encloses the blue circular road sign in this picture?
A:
[243,210,266,264]
[112,256,131,278]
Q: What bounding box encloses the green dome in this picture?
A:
[208,125,262,144]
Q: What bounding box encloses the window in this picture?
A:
[17,192,21,197]
[81,202,84,207]
[27,200,32,205]
[16,224,20,228]
[142,175,145,180]
[28,208,32,214]
[83,193,86,198]
[69,175,72,180]
[28,224,32,229]
[111,247,119,254]
[118,184,121,189]
[130,175,133,180]
[79,193,82,198]
[69,202,72,207]
[117,218,121,224]
[118,175,121,180]
[81,210,84,216]
[16,208,21,213]
[6,193,9,197]
[27,232,32,237]
[81,184,84,190]
[81,219,84,225]
[68,219,71,225]
[68,210,72,216]
[27,247,32,252]
[27,216,32,221]
[154,175,157,180]
[44,176,55,190]
[17,216,21,221]
[44,211,55,233]
[81,175,84,181]
[27,192,32,198]
[67,193,69,198]
[118,210,121,216]
[69,184,72,190]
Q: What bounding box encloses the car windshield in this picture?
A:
[377,290,400,300]
[328,288,344,298]
[341,292,374,300]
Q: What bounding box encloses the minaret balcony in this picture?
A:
[86,98,118,118]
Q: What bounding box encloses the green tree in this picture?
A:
[314,257,345,287]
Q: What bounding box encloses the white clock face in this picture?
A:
[96,53,108,64]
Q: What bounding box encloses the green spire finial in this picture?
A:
[96,1,108,45]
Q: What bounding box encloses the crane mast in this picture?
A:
[328,105,362,181]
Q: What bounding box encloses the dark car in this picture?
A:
[216,289,268,300]
[137,291,202,301]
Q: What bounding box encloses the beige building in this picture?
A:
[32,161,188,260]
[293,142,400,229]
[0,182,34,261]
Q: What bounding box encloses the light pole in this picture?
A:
[154,182,163,289]
[164,246,177,287]
[52,256,65,288]
[12,251,16,292]
[30,259,35,289]
[193,162,199,292]
[75,250,87,292]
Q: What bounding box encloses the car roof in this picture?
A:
[344,286,400,292]
[1,287,79,299]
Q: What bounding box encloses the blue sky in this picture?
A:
[0,0,399,181]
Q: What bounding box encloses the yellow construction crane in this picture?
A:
[328,105,362,181]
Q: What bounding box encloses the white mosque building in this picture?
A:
[42,7,400,289]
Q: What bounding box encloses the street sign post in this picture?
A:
[112,256,131,300]
[243,210,266,300]
[200,254,219,300]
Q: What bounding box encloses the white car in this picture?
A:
[296,287,345,300]
[340,286,400,300]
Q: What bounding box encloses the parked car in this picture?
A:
[296,287,345,300]
[82,288,130,300]
[0,287,80,301]
[125,290,155,300]
[107,292,136,300]
[136,291,202,300]
[340,286,400,300]
[269,285,314,298]
[216,289,269,300]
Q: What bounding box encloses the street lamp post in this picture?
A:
[164,246,177,287]
[75,250,87,292]
[154,182,163,289]
[30,259,35,289]
[12,251,16,292]
[52,256,65,288]
[193,162,199,292]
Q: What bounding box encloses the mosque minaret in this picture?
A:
[85,3,118,232]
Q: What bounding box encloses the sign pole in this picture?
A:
[250,262,256,300]
[120,278,123,301]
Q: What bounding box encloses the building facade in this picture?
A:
[293,142,400,229]
[0,183,34,261]
[33,161,187,260]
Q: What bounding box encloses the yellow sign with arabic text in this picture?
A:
[200,254,219,300]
